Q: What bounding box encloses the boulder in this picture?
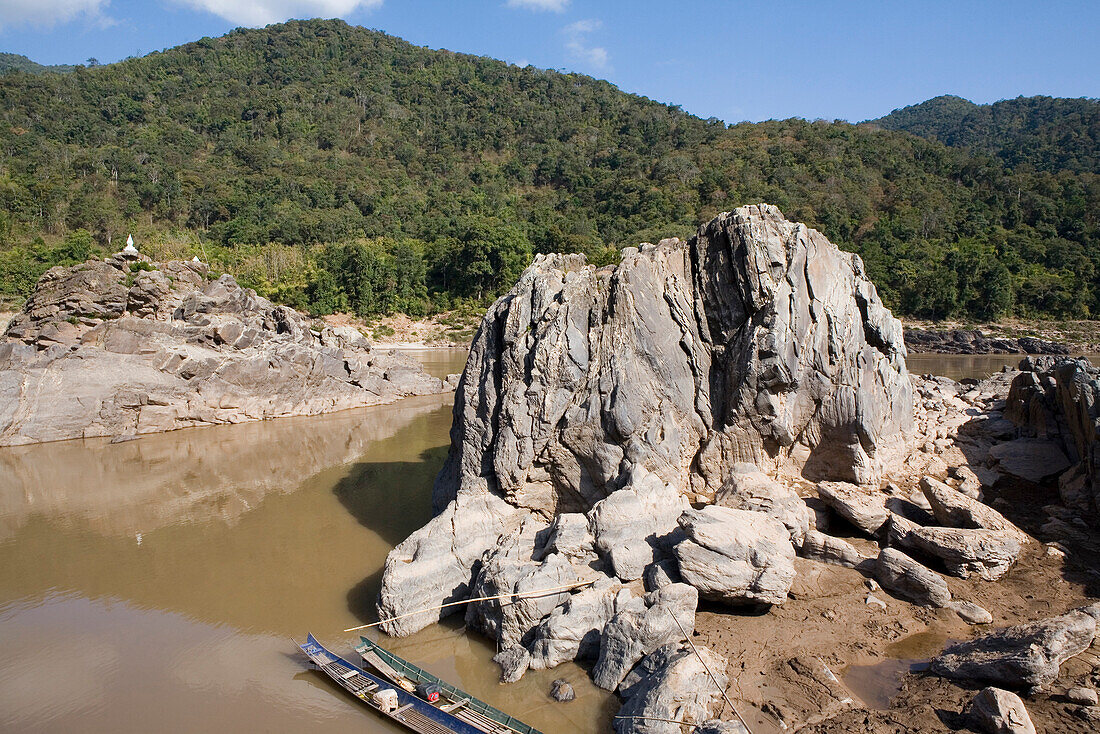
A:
[615,642,729,734]
[1067,687,1099,705]
[674,506,797,606]
[967,687,1036,734]
[465,519,583,648]
[378,489,528,637]
[905,526,1021,581]
[816,481,890,536]
[550,679,576,702]
[714,463,811,546]
[950,600,994,625]
[932,609,1097,687]
[587,467,690,581]
[493,645,531,684]
[920,477,1030,546]
[989,438,1072,483]
[592,583,698,691]
[526,578,635,671]
[799,529,869,569]
[873,548,951,608]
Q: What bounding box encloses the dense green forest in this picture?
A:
[0,52,78,76]
[873,95,1100,175]
[1,19,1097,321]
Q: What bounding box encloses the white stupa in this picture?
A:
[123,234,138,254]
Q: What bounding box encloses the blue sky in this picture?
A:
[0,0,1096,123]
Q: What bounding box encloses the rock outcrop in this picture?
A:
[904,328,1069,356]
[377,204,923,723]
[673,506,796,606]
[1005,357,1100,521]
[380,204,914,639]
[433,203,913,518]
[615,642,730,734]
[967,687,1037,734]
[0,252,443,445]
[932,608,1097,687]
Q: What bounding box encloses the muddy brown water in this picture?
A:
[906,351,1100,381]
[0,351,1064,731]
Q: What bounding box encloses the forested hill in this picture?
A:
[1,19,1097,321]
[872,95,1100,175]
[0,52,77,75]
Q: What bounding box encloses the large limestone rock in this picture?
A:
[1005,357,1100,520]
[932,608,1097,687]
[615,642,730,734]
[714,463,811,546]
[379,204,914,641]
[592,583,699,691]
[0,255,443,446]
[920,477,1030,546]
[967,687,1037,734]
[432,204,913,517]
[874,547,951,608]
[674,506,797,605]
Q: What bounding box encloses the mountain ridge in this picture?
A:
[0,18,1096,321]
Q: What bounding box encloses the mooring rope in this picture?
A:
[667,607,753,734]
[343,579,596,633]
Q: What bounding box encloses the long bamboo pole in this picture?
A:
[667,607,753,734]
[343,579,596,633]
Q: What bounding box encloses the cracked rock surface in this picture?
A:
[0,252,443,445]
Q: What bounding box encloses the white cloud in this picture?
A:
[563,18,608,70]
[0,0,110,28]
[506,0,568,11]
[173,0,383,27]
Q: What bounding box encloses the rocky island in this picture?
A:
[0,249,444,446]
[376,205,1100,733]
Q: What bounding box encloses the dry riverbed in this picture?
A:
[695,475,1100,733]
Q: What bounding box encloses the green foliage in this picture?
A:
[873,94,1100,175]
[0,52,78,76]
[0,20,1096,322]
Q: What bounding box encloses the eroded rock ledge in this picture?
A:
[378,205,1100,733]
[0,250,443,445]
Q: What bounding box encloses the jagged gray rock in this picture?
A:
[967,687,1036,734]
[1005,357,1100,521]
[933,609,1097,686]
[714,463,811,546]
[674,506,796,605]
[0,255,442,445]
[593,583,698,692]
[526,578,636,672]
[616,642,729,734]
[799,529,869,569]
[892,523,1021,581]
[920,477,1030,546]
[378,489,528,637]
[874,548,951,608]
[379,204,914,641]
[816,481,891,537]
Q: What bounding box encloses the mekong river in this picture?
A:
[0,350,1062,732]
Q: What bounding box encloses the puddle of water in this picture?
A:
[841,631,951,710]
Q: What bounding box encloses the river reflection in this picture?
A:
[0,348,615,734]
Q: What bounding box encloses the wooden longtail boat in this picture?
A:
[300,634,486,734]
[356,636,544,734]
